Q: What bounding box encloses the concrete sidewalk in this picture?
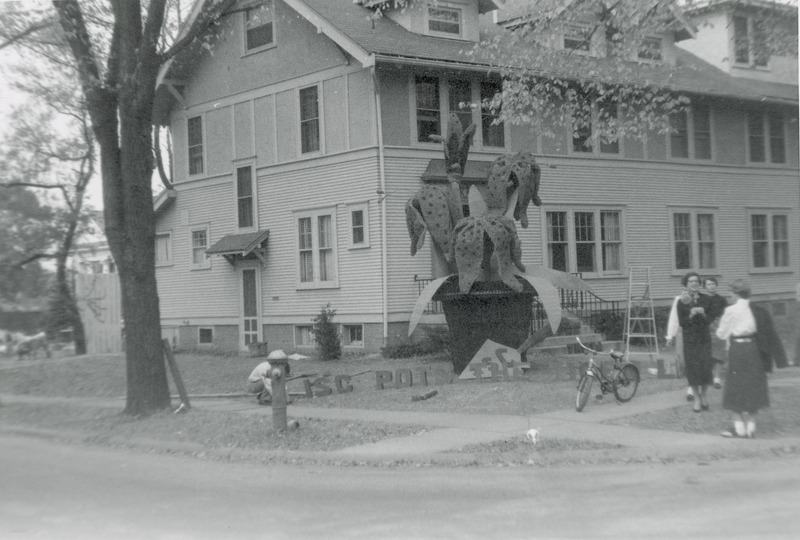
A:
[3,376,800,464]
[172,375,800,462]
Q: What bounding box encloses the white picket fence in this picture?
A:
[75,273,123,355]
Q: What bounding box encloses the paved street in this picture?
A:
[2,433,800,539]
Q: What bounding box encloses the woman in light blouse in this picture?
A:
[716,279,785,438]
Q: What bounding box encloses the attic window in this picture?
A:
[638,37,663,61]
[427,5,461,37]
[245,1,274,52]
[564,23,591,53]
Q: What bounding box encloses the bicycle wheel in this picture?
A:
[613,364,640,403]
[576,374,594,412]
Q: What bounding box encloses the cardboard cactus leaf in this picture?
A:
[405,116,591,374]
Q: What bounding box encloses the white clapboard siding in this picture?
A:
[256,155,385,319]
[156,179,240,320]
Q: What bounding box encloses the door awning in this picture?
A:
[206,230,270,265]
[421,159,492,184]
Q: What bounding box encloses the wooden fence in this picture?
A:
[75,273,122,354]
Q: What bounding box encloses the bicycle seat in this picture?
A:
[610,351,624,361]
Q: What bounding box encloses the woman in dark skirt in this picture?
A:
[676,272,714,412]
[716,279,787,438]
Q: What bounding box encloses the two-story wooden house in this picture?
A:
[151,0,798,354]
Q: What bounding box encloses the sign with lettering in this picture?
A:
[459,340,527,381]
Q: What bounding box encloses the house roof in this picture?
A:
[206,230,270,256]
[422,159,493,183]
[294,0,796,105]
[154,0,797,121]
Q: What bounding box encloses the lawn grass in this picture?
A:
[0,319,798,466]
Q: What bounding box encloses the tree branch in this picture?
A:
[0,19,55,51]
[159,0,236,63]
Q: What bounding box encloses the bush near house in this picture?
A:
[312,304,341,361]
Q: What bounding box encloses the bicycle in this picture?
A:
[574,337,640,412]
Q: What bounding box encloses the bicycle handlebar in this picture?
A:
[575,337,624,360]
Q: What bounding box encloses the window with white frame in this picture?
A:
[296,208,337,288]
[299,85,320,154]
[190,226,210,269]
[343,325,364,347]
[733,15,769,67]
[571,95,620,155]
[155,232,172,266]
[669,104,712,160]
[750,210,790,271]
[670,209,718,272]
[415,75,441,143]
[427,4,461,37]
[480,81,504,147]
[244,1,274,53]
[638,36,663,61]
[448,79,473,132]
[545,209,624,276]
[187,116,203,175]
[564,23,592,53]
[198,328,213,345]
[295,325,315,346]
[236,165,255,229]
[348,203,369,248]
[748,111,786,164]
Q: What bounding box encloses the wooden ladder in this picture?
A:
[624,266,660,363]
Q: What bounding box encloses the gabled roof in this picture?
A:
[154,0,797,121]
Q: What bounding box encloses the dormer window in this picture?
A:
[733,15,768,67]
[245,1,274,53]
[564,23,592,53]
[638,37,663,62]
[427,4,461,37]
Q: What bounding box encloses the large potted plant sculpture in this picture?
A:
[406,114,590,374]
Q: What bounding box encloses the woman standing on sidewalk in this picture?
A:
[716,280,787,438]
[677,272,714,412]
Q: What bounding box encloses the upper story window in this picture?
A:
[670,208,718,273]
[448,79,473,132]
[750,210,790,271]
[415,77,505,149]
[296,207,338,289]
[416,75,441,143]
[545,208,624,276]
[245,1,275,53]
[236,165,255,229]
[669,105,712,160]
[571,96,619,155]
[299,85,320,154]
[427,4,461,37]
[747,111,785,164]
[155,232,172,267]
[733,15,769,67]
[638,36,663,62]
[480,82,504,148]
[187,116,203,175]
[191,226,211,270]
[564,23,592,53]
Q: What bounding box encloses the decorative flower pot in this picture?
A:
[433,278,536,375]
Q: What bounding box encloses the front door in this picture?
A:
[240,267,261,350]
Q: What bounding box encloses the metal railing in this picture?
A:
[414,275,442,314]
[414,275,623,338]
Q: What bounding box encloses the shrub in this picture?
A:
[591,309,625,341]
[382,327,450,359]
[311,304,341,361]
